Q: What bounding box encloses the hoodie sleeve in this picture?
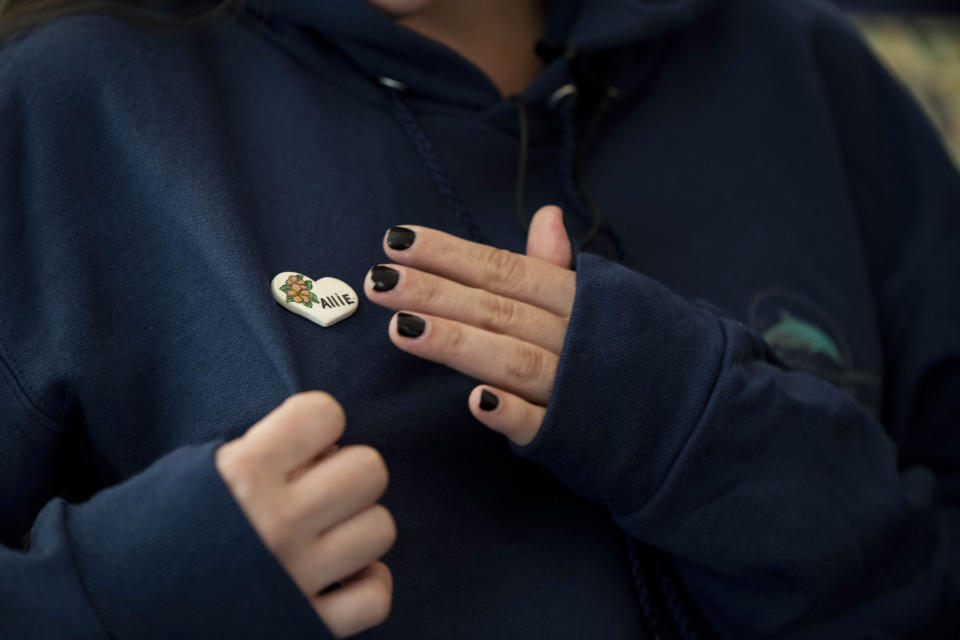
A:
[0,21,336,640]
[0,358,336,639]
[507,12,960,640]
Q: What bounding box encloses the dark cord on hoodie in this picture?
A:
[377,45,715,640]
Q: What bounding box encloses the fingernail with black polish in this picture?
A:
[370,265,399,292]
[479,389,499,411]
[386,226,416,250]
[396,312,425,338]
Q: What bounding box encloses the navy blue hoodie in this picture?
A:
[0,0,958,637]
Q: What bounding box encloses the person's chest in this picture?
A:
[54,58,881,637]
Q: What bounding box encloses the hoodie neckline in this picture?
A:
[258,0,715,114]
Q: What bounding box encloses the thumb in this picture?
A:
[525,205,573,268]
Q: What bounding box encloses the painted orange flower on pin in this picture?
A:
[279,274,319,308]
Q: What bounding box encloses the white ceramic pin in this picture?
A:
[271,272,359,327]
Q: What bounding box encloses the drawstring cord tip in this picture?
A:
[377,76,407,91]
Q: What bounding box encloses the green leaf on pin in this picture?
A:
[303,301,313,308]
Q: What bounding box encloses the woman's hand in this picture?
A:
[364,205,575,446]
[215,392,396,638]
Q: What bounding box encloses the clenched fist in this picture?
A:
[215,392,396,638]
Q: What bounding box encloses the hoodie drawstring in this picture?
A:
[511,93,531,235]
[379,78,488,244]
[553,82,622,253]
[378,74,621,258]
[377,74,710,640]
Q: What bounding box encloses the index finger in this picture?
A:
[383,226,576,317]
[244,391,346,477]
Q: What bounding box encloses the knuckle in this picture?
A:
[363,569,393,626]
[415,273,443,307]
[480,294,520,334]
[290,390,339,414]
[292,391,346,439]
[349,445,390,493]
[371,504,398,550]
[376,561,394,596]
[443,322,467,358]
[368,591,392,626]
[326,404,347,440]
[483,248,525,287]
[506,343,544,383]
[285,389,327,410]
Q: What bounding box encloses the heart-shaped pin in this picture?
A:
[271,272,359,327]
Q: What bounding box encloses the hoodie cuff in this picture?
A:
[509,252,725,520]
[66,440,335,640]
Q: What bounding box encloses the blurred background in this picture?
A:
[836,0,960,165]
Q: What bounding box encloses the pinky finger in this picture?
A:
[312,562,393,639]
[469,385,546,447]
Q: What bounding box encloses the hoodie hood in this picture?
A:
[251,0,718,256]
[262,0,717,111]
